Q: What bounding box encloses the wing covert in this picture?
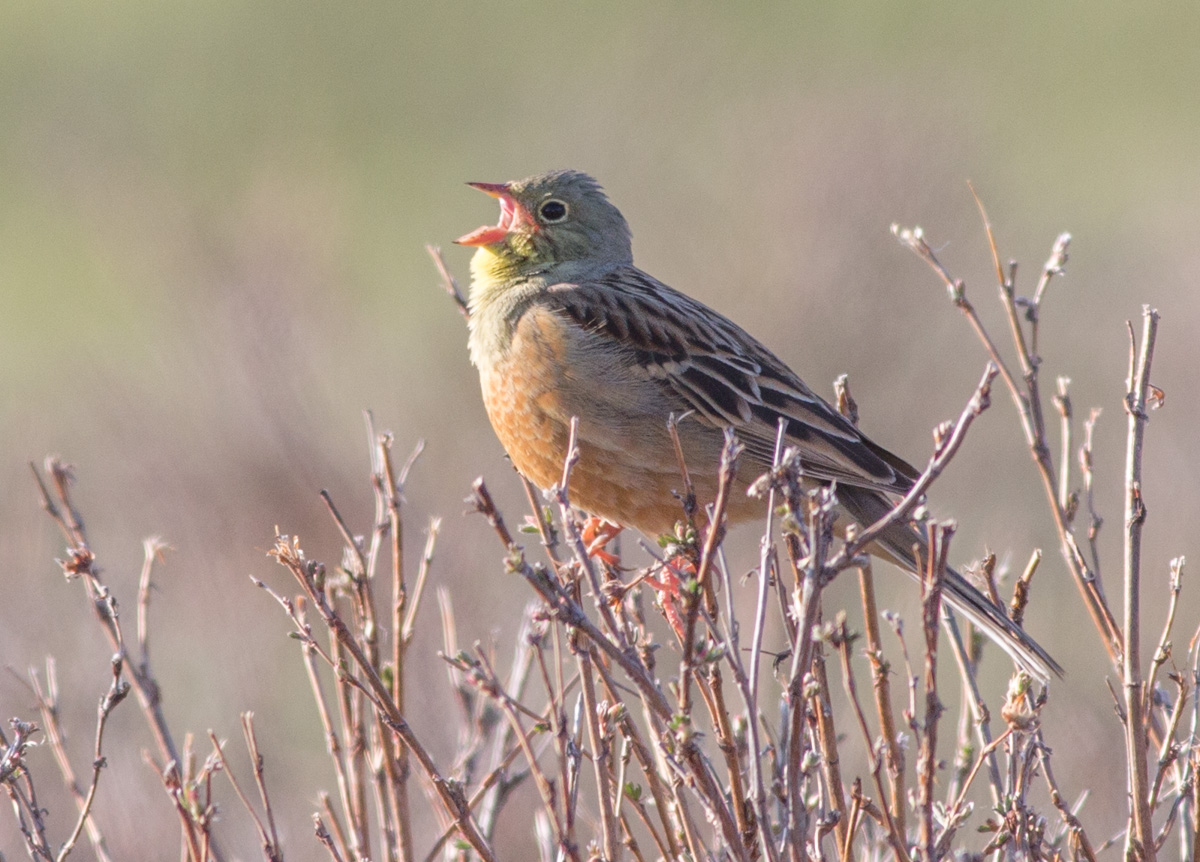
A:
[544,266,920,495]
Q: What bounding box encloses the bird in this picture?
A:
[455,169,1060,680]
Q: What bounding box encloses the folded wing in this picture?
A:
[546,266,921,496]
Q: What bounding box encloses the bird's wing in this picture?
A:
[544,265,921,495]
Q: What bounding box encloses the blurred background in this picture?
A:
[3,2,1198,856]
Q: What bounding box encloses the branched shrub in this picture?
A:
[3,211,1189,861]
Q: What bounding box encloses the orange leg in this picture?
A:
[645,555,696,642]
[580,517,623,566]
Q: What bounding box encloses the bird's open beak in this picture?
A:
[455,182,532,246]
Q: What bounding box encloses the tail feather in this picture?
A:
[838,487,1062,681]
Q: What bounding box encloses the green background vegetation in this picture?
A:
[3,3,1198,855]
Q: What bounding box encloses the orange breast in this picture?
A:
[477,304,763,535]
[479,304,576,494]
[481,362,572,494]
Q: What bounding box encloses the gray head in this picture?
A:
[456,170,633,279]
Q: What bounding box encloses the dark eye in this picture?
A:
[539,199,568,223]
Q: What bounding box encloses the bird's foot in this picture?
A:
[645,555,696,642]
[580,517,623,566]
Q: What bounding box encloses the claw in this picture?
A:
[645,555,696,641]
[581,517,623,566]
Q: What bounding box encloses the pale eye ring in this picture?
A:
[538,199,568,223]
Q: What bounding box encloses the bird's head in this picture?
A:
[456,170,632,282]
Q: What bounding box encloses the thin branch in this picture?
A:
[916,522,950,859]
[1010,548,1042,628]
[1144,557,1185,718]
[426,244,469,320]
[832,363,997,573]
[137,537,170,673]
[269,534,496,862]
[856,560,906,842]
[831,616,908,857]
[314,813,347,862]
[895,222,1123,663]
[576,644,618,862]
[551,417,629,649]
[28,652,128,862]
[1054,377,1074,516]
[1123,306,1160,862]
[1081,408,1106,583]
[746,419,788,858]
[375,429,416,862]
[1038,736,1100,862]
[947,728,1013,819]
[207,727,282,862]
[31,459,182,769]
[467,480,672,721]
[403,518,440,645]
[241,714,282,860]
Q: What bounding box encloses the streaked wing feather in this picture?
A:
[546,266,920,494]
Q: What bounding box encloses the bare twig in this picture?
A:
[947,728,1013,819]
[782,482,834,859]
[916,522,951,859]
[466,646,576,861]
[810,634,848,856]
[270,534,496,862]
[1145,557,1185,718]
[1054,377,1074,516]
[1123,307,1160,862]
[468,480,672,722]
[137,537,170,673]
[31,459,182,769]
[403,518,440,645]
[25,653,127,862]
[1038,736,1100,862]
[315,813,347,862]
[746,418,788,861]
[1081,408,1105,579]
[552,417,629,649]
[208,724,283,862]
[576,644,618,862]
[831,615,908,856]
[895,221,1123,662]
[592,659,683,861]
[426,244,470,319]
[1010,548,1042,628]
[374,428,417,862]
[856,560,907,842]
[3,718,54,858]
[832,363,997,574]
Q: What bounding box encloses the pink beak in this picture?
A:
[455,182,531,247]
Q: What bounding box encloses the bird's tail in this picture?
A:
[838,488,1062,682]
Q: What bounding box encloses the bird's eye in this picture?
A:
[539,199,568,223]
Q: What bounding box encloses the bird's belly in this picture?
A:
[480,360,572,495]
[475,301,763,534]
[479,360,760,535]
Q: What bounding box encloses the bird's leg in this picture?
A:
[639,522,704,643]
[644,557,692,642]
[646,531,703,643]
[580,516,623,566]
